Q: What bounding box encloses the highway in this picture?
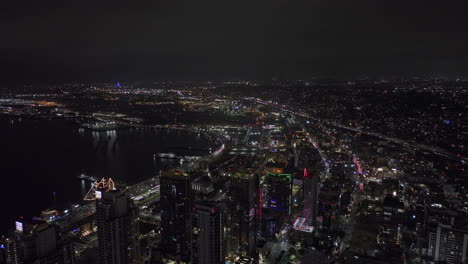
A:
[302,125,330,178]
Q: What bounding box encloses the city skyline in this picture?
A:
[0,1,467,264]
[0,81,466,264]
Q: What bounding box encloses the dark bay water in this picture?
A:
[0,117,212,234]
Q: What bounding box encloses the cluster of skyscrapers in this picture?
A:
[150,165,320,264]
[0,181,139,264]
[0,164,321,264]
[3,159,466,264]
[0,220,74,264]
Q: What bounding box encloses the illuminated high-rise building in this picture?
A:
[191,203,224,264]
[292,168,318,233]
[303,168,319,225]
[262,169,292,215]
[0,237,22,264]
[96,189,140,264]
[4,219,74,264]
[227,171,259,258]
[160,169,192,262]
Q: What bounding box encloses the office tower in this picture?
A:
[424,224,468,264]
[262,169,292,215]
[227,171,259,258]
[0,237,22,264]
[293,166,319,234]
[6,219,74,264]
[191,203,224,264]
[160,169,192,262]
[303,168,319,225]
[96,189,140,264]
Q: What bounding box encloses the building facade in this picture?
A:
[424,224,468,264]
[2,220,74,264]
[227,172,259,258]
[262,171,292,215]
[191,203,224,264]
[96,190,140,264]
[160,169,192,262]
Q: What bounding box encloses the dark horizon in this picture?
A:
[1,0,467,82]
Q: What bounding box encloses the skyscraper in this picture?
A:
[191,203,224,264]
[160,169,192,262]
[291,168,318,233]
[303,168,319,226]
[3,219,74,264]
[262,169,292,215]
[96,189,140,264]
[227,171,259,258]
[0,236,22,264]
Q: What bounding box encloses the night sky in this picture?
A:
[1,0,467,81]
